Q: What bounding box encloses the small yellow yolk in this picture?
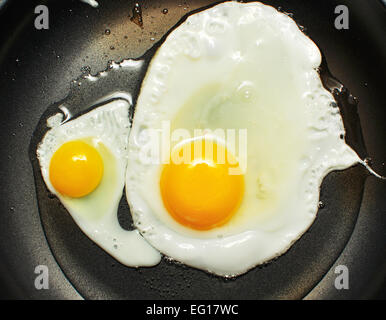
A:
[160,139,244,230]
[49,140,104,198]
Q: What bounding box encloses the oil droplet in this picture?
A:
[130,3,143,28]
[162,8,168,14]
[48,193,56,199]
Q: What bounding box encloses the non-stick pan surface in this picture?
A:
[0,0,385,299]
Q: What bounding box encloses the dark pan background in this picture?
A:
[0,0,385,299]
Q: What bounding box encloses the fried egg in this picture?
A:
[37,100,161,267]
[126,1,359,276]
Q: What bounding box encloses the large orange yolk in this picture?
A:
[49,140,104,198]
[160,140,244,230]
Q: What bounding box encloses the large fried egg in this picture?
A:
[126,1,359,276]
[37,100,161,266]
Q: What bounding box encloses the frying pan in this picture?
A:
[0,0,385,300]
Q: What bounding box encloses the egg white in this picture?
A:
[126,1,359,277]
[37,100,161,267]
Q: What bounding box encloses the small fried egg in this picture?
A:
[126,1,360,276]
[37,100,161,267]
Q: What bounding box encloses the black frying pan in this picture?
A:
[0,0,385,300]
